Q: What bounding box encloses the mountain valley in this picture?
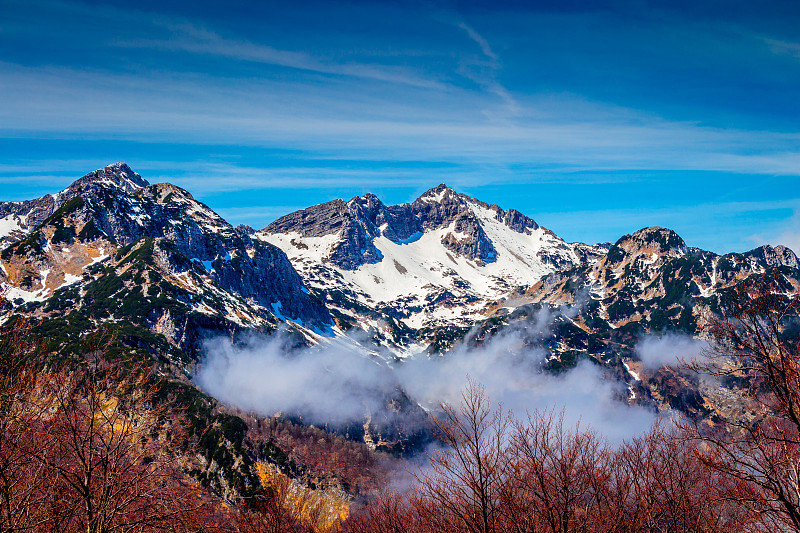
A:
[2,164,798,413]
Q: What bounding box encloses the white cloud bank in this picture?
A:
[195,315,658,443]
[636,333,708,371]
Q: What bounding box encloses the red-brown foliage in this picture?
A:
[347,381,751,533]
[689,273,800,531]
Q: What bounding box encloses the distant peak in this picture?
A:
[349,192,382,205]
[105,161,130,171]
[616,226,687,256]
[416,183,457,204]
[632,226,683,242]
[430,183,455,195]
[743,244,799,269]
[72,162,149,194]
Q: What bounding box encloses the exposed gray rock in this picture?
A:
[265,198,385,270]
[610,227,689,263]
[501,208,539,233]
[261,183,564,269]
[266,199,351,237]
[70,162,149,193]
[0,163,149,248]
[743,244,799,269]
[1,164,331,329]
[441,213,497,264]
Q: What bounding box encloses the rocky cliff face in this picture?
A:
[525,226,800,314]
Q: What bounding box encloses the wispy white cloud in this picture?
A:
[458,22,499,62]
[457,22,519,116]
[196,314,656,442]
[636,334,708,371]
[2,58,798,180]
[763,38,800,60]
[1,0,797,256]
[117,21,446,90]
[4,0,445,90]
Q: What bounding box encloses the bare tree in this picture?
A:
[343,491,416,533]
[0,318,60,532]
[413,379,510,533]
[610,422,744,533]
[503,410,607,533]
[34,357,208,533]
[689,273,800,531]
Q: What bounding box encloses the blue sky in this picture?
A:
[1,0,799,253]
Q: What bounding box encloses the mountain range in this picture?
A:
[2,163,798,419]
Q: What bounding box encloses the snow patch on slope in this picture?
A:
[0,216,22,238]
[260,201,598,334]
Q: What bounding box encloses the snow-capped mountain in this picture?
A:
[3,162,800,425]
[257,184,606,349]
[0,163,330,355]
[3,162,799,368]
[464,225,800,413]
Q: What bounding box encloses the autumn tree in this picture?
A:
[503,410,607,533]
[0,318,58,532]
[343,491,417,533]
[0,319,211,533]
[412,380,509,533]
[690,273,800,531]
[31,355,208,533]
[607,422,748,533]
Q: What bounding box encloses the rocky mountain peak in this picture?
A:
[743,244,799,270]
[497,207,539,234]
[591,227,689,294]
[415,184,459,205]
[0,163,149,249]
[348,193,387,227]
[773,245,800,268]
[261,185,608,274]
[349,192,382,208]
[608,227,687,264]
[1,163,332,331]
[264,199,350,238]
[71,162,149,194]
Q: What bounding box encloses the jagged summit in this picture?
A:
[0,164,331,331]
[0,163,152,248]
[741,244,799,270]
[258,186,608,336]
[415,183,457,203]
[266,199,352,238]
[71,162,149,194]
